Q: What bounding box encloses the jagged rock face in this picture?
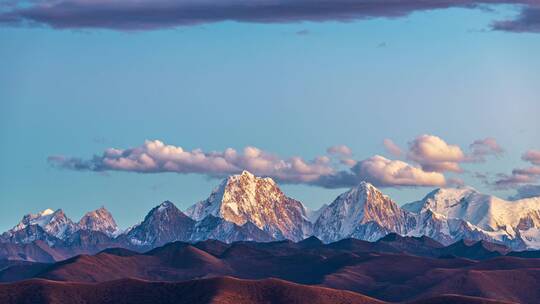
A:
[126,201,195,247]
[314,182,415,243]
[78,207,119,237]
[62,229,120,254]
[190,215,275,243]
[9,209,77,241]
[1,225,62,247]
[0,240,59,263]
[186,171,312,241]
[517,210,540,230]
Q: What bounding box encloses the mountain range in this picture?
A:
[2,170,540,263]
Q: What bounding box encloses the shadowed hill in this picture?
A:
[0,277,384,304]
[1,238,540,302]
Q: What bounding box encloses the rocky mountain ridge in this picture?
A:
[2,170,540,260]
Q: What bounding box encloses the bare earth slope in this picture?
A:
[2,238,540,303]
[0,277,384,304]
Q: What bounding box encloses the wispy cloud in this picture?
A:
[295,29,310,36]
[469,137,504,160]
[0,0,538,32]
[492,149,540,189]
[327,145,353,157]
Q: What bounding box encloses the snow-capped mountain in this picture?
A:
[2,171,540,260]
[403,187,540,249]
[313,182,415,242]
[78,207,120,237]
[8,209,78,241]
[404,187,540,232]
[312,183,540,249]
[185,170,312,241]
[124,201,195,247]
[406,209,495,246]
[1,224,62,246]
[3,207,121,245]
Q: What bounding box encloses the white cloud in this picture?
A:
[354,155,446,187]
[49,140,450,189]
[407,135,465,172]
[48,140,335,184]
[49,135,515,190]
[340,158,358,167]
[327,145,353,157]
[523,150,540,165]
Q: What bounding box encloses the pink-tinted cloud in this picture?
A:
[493,166,540,189]
[340,158,358,167]
[513,166,540,176]
[523,149,540,165]
[314,155,447,188]
[407,135,465,173]
[469,137,504,160]
[492,149,540,189]
[355,155,447,187]
[48,140,335,184]
[494,171,539,189]
[327,145,353,157]
[406,135,504,172]
[383,139,402,157]
[49,140,448,188]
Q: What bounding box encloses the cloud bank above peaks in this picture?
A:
[48,135,508,189]
[0,0,539,32]
[48,139,448,188]
[48,140,335,184]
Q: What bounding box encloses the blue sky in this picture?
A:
[1,4,539,231]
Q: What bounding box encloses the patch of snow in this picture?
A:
[520,228,540,249]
